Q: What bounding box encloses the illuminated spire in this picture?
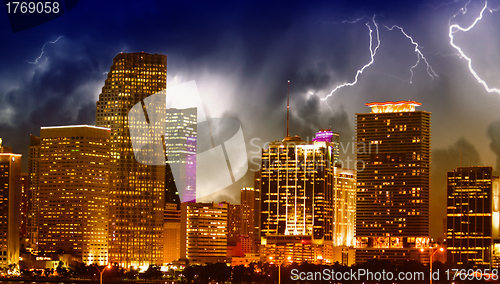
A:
[287,80,290,137]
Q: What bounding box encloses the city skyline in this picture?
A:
[3,0,500,242]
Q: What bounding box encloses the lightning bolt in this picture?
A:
[427,0,463,10]
[27,36,64,64]
[322,15,438,107]
[448,0,500,94]
[384,25,438,83]
[321,16,381,106]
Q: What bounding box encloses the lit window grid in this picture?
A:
[260,141,355,247]
[37,127,110,265]
[446,167,498,267]
[183,203,228,260]
[355,111,430,239]
[96,53,167,267]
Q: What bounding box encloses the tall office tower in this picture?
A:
[20,173,28,243]
[0,139,21,267]
[313,129,340,166]
[259,133,355,264]
[163,203,181,264]
[240,187,256,256]
[96,52,167,267]
[165,107,197,203]
[447,167,499,267]
[241,187,255,236]
[36,126,110,265]
[181,202,228,264]
[253,172,261,254]
[223,202,241,237]
[28,135,40,252]
[355,101,431,263]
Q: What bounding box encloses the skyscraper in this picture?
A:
[259,133,355,264]
[240,187,255,237]
[28,135,40,252]
[20,173,28,246]
[355,101,431,263]
[447,167,499,267]
[0,139,21,268]
[223,202,241,237]
[165,107,197,203]
[96,52,167,267]
[313,129,340,166]
[253,172,261,254]
[36,126,110,265]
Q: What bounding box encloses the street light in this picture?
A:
[270,256,292,284]
[96,264,112,284]
[420,247,444,284]
[317,256,323,284]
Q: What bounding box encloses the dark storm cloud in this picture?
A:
[487,120,500,174]
[0,38,104,169]
[293,95,352,141]
[431,138,482,237]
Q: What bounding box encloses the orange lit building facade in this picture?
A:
[36,126,110,265]
[447,167,499,268]
[181,202,228,264]
[96,52,167,268]
[0,139,21,268]
[355,101,431,263]
[259,135,356,265]
[28,135,41,252]
[163,203,181,264]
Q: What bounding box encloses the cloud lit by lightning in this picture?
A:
[27,36,63,64]
[384,25,438,83]
[322,15,439,108]
[448,0,500,94]
[427,0,463,10]
[321,16,381,106]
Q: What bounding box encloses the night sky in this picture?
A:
[2,0,500,239]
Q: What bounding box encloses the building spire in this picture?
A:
[287,80,290,137]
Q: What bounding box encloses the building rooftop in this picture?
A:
[40,125,111,131]
[365,100,422,113]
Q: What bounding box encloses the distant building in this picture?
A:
[36,125,110,265]
[253,172,261,254]
[355,101,431,263]
[223,202,241,237]
[0,139,21,267]
[165,107,197,203]
[20,173,28,243]
[181,202,228,264]
[241,187,256,254]
[241,188,255,236]
[227,234,253,258]
[163,203,181,264]
[28,135,41,252]
[447,167,499,267]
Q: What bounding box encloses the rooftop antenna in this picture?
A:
[287,80,290,137]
